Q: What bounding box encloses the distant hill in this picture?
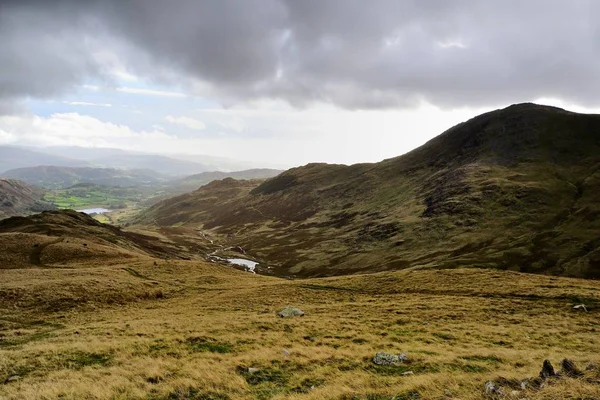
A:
[0,179,55,219]
[136,103,600,279]
[0,146,89,174]
[2,166,164,189]
[173,169,283,192]
[91,154,210,176]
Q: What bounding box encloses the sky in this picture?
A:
[1,1,599,168]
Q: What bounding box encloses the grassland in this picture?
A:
[43,184,152,210]
[1,256,599,399]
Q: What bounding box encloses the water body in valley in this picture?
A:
[77,208,111,214]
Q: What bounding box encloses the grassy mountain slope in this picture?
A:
[0,179,55,219]
[2,166,164,189]
[136,103,600,278]
[1,204,599,399]
[0,210,188,268]
[1,234,599,399]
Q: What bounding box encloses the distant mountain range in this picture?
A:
[0,145,272,177]
[136,103,600,279]
[0,147,89,173]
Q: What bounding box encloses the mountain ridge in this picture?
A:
[134,103,600,278]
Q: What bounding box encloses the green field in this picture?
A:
[43,184,156,210]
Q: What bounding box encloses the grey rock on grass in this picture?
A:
[373,352,408,366]
[277,306,305,318]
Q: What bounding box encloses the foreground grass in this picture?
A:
[1,261,599,399]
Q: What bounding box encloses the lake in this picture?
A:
[227,258,259,273]
[209,255,259,273]
[77,208,111,214]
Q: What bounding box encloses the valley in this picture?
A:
[2,2,597,399]
[136,103,600,279]
[1,103,600,399]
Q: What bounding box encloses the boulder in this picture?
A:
[484,381,503,396]
[560,358,582,377]
[373,352,408,366]
[539,360,556,379]
[277,306,305,318]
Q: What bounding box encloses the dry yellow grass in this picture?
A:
[1,256,599,399]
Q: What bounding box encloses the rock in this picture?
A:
[277,306,304,318]
[402,371,414,376]
[6,375,20,382]
[248,367,260,374]
[560,358,582,377]
[484,381,503,396]
[373,352,408,366]
[586,362,598,371]
[573,304,588,312]
[539,360,555,379]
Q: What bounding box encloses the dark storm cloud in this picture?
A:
[1,0,599,110]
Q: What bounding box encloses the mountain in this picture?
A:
[2,166,164,189]
[0,179,55,219]
[173,169,283,193]
[135,103,600,279]
[91,154,210,176]
[0,146,89,174]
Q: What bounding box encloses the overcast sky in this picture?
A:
[1,1,599,168]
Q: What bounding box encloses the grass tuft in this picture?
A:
[185,337,233,354]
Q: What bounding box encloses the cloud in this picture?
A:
[164,115,206,131]
[0,112,174,148]
[83,85,187,98]
[63,101,113,107]
[1,1,600,110]
[116,87,187,98]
